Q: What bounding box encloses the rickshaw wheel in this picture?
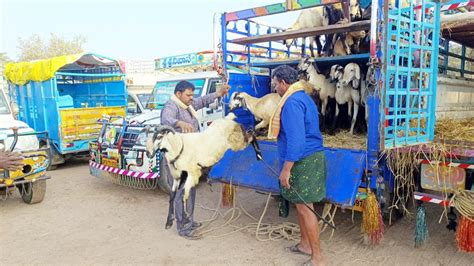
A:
[21,180,47,204]
[157,157,172,195]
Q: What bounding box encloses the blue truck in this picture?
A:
[87,0,473,246]
[5,53,128,168]
[208,0,474,227]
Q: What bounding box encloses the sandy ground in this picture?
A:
[1,160,472,265]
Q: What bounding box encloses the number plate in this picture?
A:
[101,158,118,168]
[352,188,366,212]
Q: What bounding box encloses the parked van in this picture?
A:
[144,71,224,129]
[127,89,152,117]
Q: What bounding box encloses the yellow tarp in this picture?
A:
[4,53,84,86]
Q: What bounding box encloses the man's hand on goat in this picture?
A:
[0,151,25,171]
[217,84,231,97]
[176,121,195,133]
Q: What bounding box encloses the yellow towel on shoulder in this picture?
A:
[171,94,198,119]
[267,81,306,139]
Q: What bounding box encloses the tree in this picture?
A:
[0,52,11,74]
[17,34,87,61]
[0,53,10,63]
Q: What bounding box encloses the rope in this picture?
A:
[450,190,474,221]
[196,184,337,241]
[196,184,301,241]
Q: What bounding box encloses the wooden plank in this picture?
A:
[231,20,371,45]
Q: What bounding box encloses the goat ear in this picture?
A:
[241,97,247,109]
[353,65,361,88]
[353,79,360,89]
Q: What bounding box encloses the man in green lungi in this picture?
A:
[269,65,326,266]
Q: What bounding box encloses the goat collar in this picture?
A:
[167,138,184,166]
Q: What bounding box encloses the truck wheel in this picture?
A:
[157,157,173,194]
[21,180,47,204]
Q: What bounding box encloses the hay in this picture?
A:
[323,131,367,150]
[435,117,474,143]
[258,131,367,150]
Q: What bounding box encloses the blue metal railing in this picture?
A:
[383,0,440,149]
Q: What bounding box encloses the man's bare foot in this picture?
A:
[303,258,325,266]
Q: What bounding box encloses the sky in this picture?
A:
[1,0,298,61]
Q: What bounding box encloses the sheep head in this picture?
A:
[342,63,361,89]
[350,0,362,21]
[145,125,176,158]
[298,57,321,78]
[228,92,247,111]
[329,64,343,83]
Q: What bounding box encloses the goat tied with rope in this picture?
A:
[145,113,256,228]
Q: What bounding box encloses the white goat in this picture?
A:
[330,63,361,134]
[145,113,254,228]
[284,7,329,57]
[297,58,336,118]
[284,1,364,57]
[228,92,281,131]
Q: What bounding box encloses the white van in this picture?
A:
[127,89,152,117]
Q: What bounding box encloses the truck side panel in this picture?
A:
[210,142,366,207]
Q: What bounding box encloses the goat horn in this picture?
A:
[157,125,176,134]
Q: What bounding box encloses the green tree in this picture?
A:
[17,33,87,61]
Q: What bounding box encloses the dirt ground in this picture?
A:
[1,160,472,265]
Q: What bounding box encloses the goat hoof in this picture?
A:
[165,218,174,229]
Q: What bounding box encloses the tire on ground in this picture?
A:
[21,180,47,204]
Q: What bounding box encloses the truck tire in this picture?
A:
[157,157,173,194]
[21,180,46,204]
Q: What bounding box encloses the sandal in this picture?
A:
[286,244,311,256]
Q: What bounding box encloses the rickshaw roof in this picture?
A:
[4,53,124,86]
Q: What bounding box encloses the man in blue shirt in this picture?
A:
[269,65,326,266]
